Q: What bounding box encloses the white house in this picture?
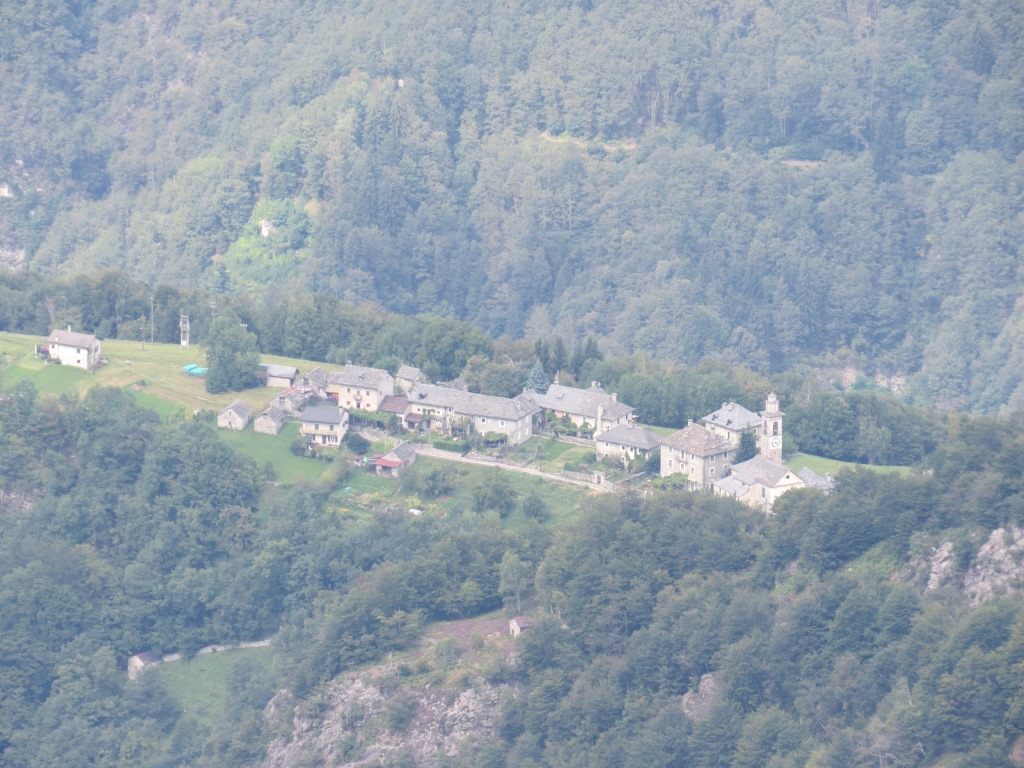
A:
[299,404,349,445]
[47,329,101,370]
[327,365,395,411]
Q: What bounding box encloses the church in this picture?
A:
[659,393,831,511]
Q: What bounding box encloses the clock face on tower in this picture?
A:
[770,436,781,449]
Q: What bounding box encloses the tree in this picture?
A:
[735,430,758,462]
[205,314,260,393]
[499,550,530,614]
[525,360,549,393]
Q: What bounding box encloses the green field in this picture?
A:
[156,647,275,728]
[219,421,340,485]
[0,331,324,414]
[785,452,913,477]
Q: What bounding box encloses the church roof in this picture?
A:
[660,424,734,456]
[713,475,750,498]
[730,455,798,488]
[796,467,833,490]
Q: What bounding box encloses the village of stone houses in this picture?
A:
[39,327,833,511]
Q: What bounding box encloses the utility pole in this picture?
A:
[149,295,155,343]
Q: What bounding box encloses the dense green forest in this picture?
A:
[2,0,1024,412]
[1,380,1023,766]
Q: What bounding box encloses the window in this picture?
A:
[500,420,505,427]
[480,418,487,424]
[710,467,715,475]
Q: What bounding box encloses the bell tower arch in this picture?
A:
[760,393,784,463]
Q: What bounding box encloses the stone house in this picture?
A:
[700,393,785,463]
[217,400,252,430]
[299,405,349,446]
[509,617,534,637]
[127,652,161,681]
[395,364,424,393]
[369,440,418,477]
[47,328,102,370]
[254,403,286,435]
[595,423,661,463]
[261,363,299,388]
[659,422,734,490]
[529,382,634,435]
[407,384,540,446]
[327,365,395,411]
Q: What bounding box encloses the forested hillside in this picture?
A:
[2,382,1024,766]
[2,0,1023,411]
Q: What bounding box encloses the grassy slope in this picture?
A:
[785,452,913,477]
[156,647,275,728]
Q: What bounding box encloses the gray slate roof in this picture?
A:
[396,365,423,381]
[730,455,796,487]
[328,364,392,389]
[530,383,634,421]
[596,424,661,450]
[388,441,417,463]
[796,467,833,490]
[701,402,761,432]
[264,363,298,379]
[222,400,252,419]
[301,405,344,424]
[409,384,540,421]
[660,424,734,456]
[48,329,99,348]
[257,404,285,423]
[713,475,750,498]
[302,366,328,389]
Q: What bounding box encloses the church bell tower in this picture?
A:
[760,393,784,463]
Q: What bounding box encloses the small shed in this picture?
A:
[369,440,418,477]
[218,400,252,430]
[262,363,299,388]
[509,616,534,638]
[127,651,161,681]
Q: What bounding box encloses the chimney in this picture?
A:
[611,393,617,401]
[687,418,693,426]
[591,381,599,389]
[67,324,72,331]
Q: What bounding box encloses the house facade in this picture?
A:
[529,382,634,435]
[217,400,252,430]
[299,405,349,445]
[262,364,299,388]
[254,404,285,435]
[47,329,101,370]
[701,401,762,447]
[369,441,417,477]
[407,384,540,446]
[659,422,735,490]
[713,454,805,511]
[327,365,394,411]
[395,365,424,393]
[595,423,661,463]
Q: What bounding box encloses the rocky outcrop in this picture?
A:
[926,541,958,590]
[262,667,511,768]
[964,526,1024,606]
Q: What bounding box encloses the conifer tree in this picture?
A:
[525,360,549,392]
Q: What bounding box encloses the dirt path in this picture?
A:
[411,444,612,493]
